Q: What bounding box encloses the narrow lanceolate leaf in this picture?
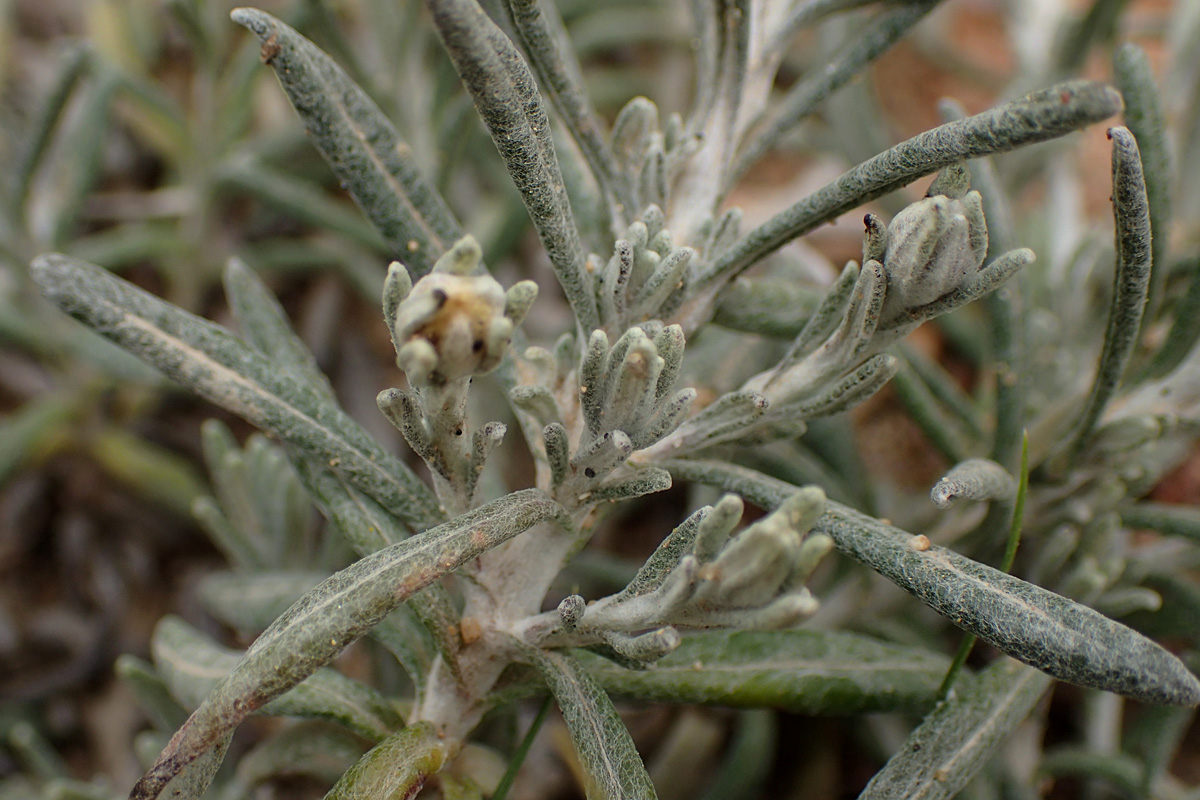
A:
[150,616,403,741]
[10,44,88,220]
[196,571,328,632]
[701,81,1121,289]
[523,646,657,800]
[659,460,1200,706]
[130,491,565,800]
[817,502,1199,706]
[732,0,941,180]
[426,0,597,332]
[114,656,189,733]
[31,254,443,530]
[857,658,1052,800]
[222,258,337,402]
[1058,126,1152,467]
[232,723,367,790]
[1120,502,1200,544]
[582,630,949,714]
[230,8,462,274]
[325,723,448,800]
[501,0,630,218]
[1114,43,1171,323]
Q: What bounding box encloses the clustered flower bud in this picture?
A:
[563,486,834,651]
[878,164,989,321]
[385,235,537,385]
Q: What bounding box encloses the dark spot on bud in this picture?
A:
[584,467,596,478]
[432,289,448,308]
[455,429,463,436]
[473,339,484,353]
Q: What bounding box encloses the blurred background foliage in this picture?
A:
[3,0,1200,798]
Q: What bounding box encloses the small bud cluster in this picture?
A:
[523,488,833,664]
[593,205,695,330]
[378,236,535,513]
[876,165,989,323]
[644,166,1034,459]
[385,235,537,386]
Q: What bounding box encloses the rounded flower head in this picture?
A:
[385,235,537,385]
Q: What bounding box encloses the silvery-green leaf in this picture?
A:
[1120,502,1200,544]
[230,8,462,274]
[196,571,328,632]
[660,459,1200,706]
[523,646,657,800]
[31,253,442,530]
[232,722,366,790]
[150,616,402,741]
[426,0,596,331]
[222,257,337,402]
[114,655,189,734]
[857,658,1051,800]
[130,490,564,800]
[582,630,948,714]
[1054,126,1153,468]
[325,723,448,800]
[701,81,1119,294]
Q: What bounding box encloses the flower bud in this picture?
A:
[881,170,988,319]
[389,235,534,384]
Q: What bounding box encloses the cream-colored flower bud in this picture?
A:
[389,236,534,384]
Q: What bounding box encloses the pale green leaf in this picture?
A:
[230,8,462,274]
[31,253,443,530]
[196,571,328,632]
[525,647,657,800]
[150,616,403,741]
[662,459,1200,706]
[582,629,948,714]
[130,490,565,800]
[857,658,1051,800]
[325,723,448,800]
[233,723,366,790]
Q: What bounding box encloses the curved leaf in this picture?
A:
[325,723,448,800]
[31,253,443,530]
[150,616,403,741]
[582,629,948,714]
[660,459,1200,706]
[702,81,1121,289]
[524,646,656,800]
[131,490,565,800]
[197,571,328,632]
[232,722,367,790]
[230,8,462,274]
[857,658,1051,800]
